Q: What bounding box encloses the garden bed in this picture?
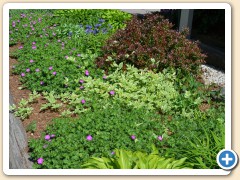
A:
[9,9,225,169]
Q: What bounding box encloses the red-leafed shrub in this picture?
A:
[96,14,206,74]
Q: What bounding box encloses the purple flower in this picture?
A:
[36,68,40,72]
[157,136,163,141]
[40,81,44,85]
[131,135,136,140]
[77,54,81,57]
[32,45,36,50]
[32,28,35,31]
[45,135,51,140]
[81,99,86,104]
[43,144,48,149]
[86,135,93,141]
[17,20,20,23]
[65,56,68,59]
[85,70,89,76]
[26,68,30,72]
[52,71,57,75]
[80,86,84,90]
[30,59,34,63]
[18,45,23,49]
[111,151,115,155]
[109,90,115,96]
[32,42,36,45]
[38,18,42,22]
[99,18,105,23]
[50,134,55,138]
[79,79,84,84]
[49,66,53,70]
[57,39,61,42]
[21,73,25,77]
[103,75,107,80]
[37,158,44,165]
[40,35,43,38]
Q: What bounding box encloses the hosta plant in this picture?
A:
[82,146,193,169]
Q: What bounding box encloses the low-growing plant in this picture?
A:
[26,120,37,133]
[82,146,193,169]
[40,91,62,111]
[84,63,179,113]
[53,9,132,31]
[164,120,224,169]
[96,13,206,75]
[29,99,169,169]
[11,98,33,120]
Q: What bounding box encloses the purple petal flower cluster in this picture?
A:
[79,79,84,84]
[45,135,51,140]
[18,45,23,49]
[21,73,25,77]
[157,136,163,141]
[86,135,93,141]
[103,75,107,80]
[52,71,57,75]
[26,68,30,72]
[45,134,55,140]
[36,68,40,72]
[37,158,44,165]
[81,99,86,104]
[80,86,84,90]
[49,66,53,70]
[131,135,136,140]
[40,81,44,85]
[30,59,34,63]
[85,70,89,76]
[32,45,36,50]
[109,90,115,96]
[77,54,81,57]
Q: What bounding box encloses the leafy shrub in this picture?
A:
[84,62,178,113]
[82,146,193,169]
[54,9,132,30]
[29,99,169,169]
[96,13,206,75]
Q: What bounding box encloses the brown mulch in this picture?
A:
[9,45,62,140]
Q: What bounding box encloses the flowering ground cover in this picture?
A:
[9,9,225,169]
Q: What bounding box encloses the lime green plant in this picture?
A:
[84,62,178,113]
[82,145,193,169]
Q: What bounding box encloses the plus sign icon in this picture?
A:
[217,149,238,170]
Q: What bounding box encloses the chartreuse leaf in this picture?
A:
[82,147,192,169]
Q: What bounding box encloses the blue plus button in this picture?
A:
[217,149,238,170]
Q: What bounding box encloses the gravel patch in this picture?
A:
[200,64,225,87]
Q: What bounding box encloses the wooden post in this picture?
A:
[179,9,194,38]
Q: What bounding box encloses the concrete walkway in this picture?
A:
[120,9,161,14]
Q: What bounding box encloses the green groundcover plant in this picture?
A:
[10,9,225,169]
[29,99,169,169]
